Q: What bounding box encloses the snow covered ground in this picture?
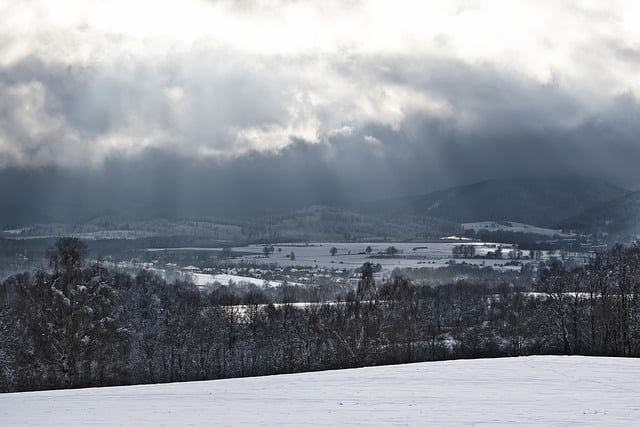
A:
[149,242,525,272]
[2,356,638,426]
[190,272,306,288]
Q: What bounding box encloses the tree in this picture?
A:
[536,260,573,355]
[377,275,417,360]
[452,245,462,258]
[48,237,87,277]
[263,246,270,257]
[220,247,233,259]
[330,247,338,256]
[12,241,126,389]
[385,246,398,256]
[365,246,372,256]
[290,252,295,261]
[465,245,476,258]
[357,262,376,301]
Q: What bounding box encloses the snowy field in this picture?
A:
[150,242,524,272]
[2,356,639,426]
[190,272,306,288]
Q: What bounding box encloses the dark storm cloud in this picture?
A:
[3,73,640,228]
[356,56,640,188]
[2,48,640,224]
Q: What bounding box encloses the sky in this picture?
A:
[1,1,640,221]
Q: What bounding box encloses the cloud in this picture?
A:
[1,0,640,219]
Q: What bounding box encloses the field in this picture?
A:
[1,356,638,426]
[141,241,580,288]
[149,241,524,272]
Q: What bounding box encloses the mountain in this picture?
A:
[346,176,629,227]
[0,171,629,237]
[561,190,640,238]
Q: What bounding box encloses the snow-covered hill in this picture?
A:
[1,356,638,426]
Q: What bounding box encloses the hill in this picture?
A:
[1,356,638,426]
[0,205,458,245]
[561,190,640,239]
[242,205,457,242]
[0,175,630,242]
[348,176,628,227]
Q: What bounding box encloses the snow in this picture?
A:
[4,230,155,240]
[148,242,526,272]
[190,273,305,288]
[1,356,638,426]
[1,227,30,235]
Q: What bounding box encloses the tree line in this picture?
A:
[1,238,640,392]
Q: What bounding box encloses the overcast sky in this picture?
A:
[1,0,640,220]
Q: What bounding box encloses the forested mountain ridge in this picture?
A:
[0,173,629,233]
[341,176,629,227]
[561,190,640,239]
[0,205,458,246]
